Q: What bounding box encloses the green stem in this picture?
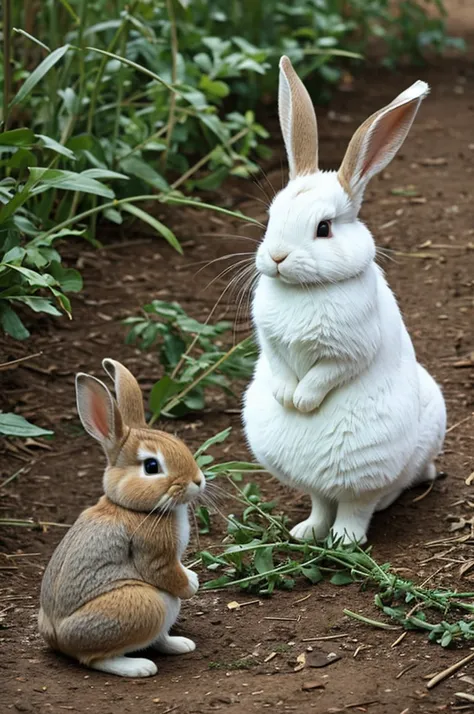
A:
[86,3,138,134]
[39,194,259,241]
[3,0,12,130]
[171,127,250,191]
[161,0,178,172]
[343,609,400,630]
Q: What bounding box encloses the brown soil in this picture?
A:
[1,25,474,714]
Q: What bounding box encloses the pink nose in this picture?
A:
[271,253,288,264]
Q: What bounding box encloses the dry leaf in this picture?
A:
[420,157,448,166]
[455,693,474,703]
[459,560,474,577]
[264,652,277,663]
[294,653,306,672]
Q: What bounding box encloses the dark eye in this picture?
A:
[144,458,160,475]
[316,220,332,238]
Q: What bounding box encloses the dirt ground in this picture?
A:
[1,16,474,714]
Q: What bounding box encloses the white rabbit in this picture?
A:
[243,56,446,545]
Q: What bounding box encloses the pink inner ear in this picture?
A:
[91,390,110,438]
[361,103,413,178]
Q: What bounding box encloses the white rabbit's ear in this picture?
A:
[102,358,146,428]
[338,80,429,203]
[76,373,124,446]
[279,56,318,179]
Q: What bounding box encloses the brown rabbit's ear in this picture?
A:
[102,358,146,428]
[338,80,429,204]
[279,56,318,180]
[75,373,123,446]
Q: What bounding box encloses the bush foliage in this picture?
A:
[0,0,459,339]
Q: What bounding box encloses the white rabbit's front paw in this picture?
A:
[291,518,329,541]
[293,383,327,413]
[184,567,199,596]
[331,525,367,546]
[272,376,298,408]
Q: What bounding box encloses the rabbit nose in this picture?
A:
[193,470,205,489]
[271,252,288,265]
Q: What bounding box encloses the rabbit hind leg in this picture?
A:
[56,583,166,677]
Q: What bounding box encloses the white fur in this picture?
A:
[90,655,157,678]
[243,172,446,545]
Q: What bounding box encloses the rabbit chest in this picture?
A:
[253,269,379,380]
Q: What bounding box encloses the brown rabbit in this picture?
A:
[38,358,204,678]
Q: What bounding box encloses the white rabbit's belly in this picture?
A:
[243,357,419,499]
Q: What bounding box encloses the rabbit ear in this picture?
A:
[279,56,318,179]
[75,374,123,446]
[338,80,429,203]
[102,358,146,428]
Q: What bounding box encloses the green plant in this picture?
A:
[0,412,53,437]
[1,1,458,338]
[198,469,474,647]
[124,300,257,419]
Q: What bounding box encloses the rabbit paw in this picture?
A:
[272,376,298,408]
[154,635,196,655]
[91,656,157,678]
[184,567,199,597]
[291,518,329,542]
[331,525,367,546]
[293,383,327,413]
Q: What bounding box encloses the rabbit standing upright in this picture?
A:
[39,359,204,678]
[243,56,446,545]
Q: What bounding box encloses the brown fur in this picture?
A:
[39,360,202,666]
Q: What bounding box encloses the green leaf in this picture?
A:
[0,303,30,339]
[194,427,232,459]
[48,262,83,292]
[28,168,115,199]
[301,564,323,584]
[330,572,354,586]
[10,44,70,108]
[196,505,211,534]
[121,202,182,254]
[254,546,274,574]
[0,128,35,146]
[207,461,263,474]
[120,156,169,192]
[35,134,76,160]
[81,169,129,181]
[8,296,62,316]
[149,376,182,417]
[12,28,51,52]
[0,413,53,437]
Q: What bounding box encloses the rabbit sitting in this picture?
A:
[243,57,446,545]
[39,359,204,678]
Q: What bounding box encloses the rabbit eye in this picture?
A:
[144,458,160,475]
[316,220,332,238]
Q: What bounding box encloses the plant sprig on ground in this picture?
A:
[198,468,474,647]
[124,300,257,419]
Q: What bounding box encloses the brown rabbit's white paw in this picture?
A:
[184,567,199,596]
[91,655,157,678]
[154,635,196,655]
[272,376,298,408]
[290,518,329,541]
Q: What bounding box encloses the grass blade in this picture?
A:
[9,44,71,108]
[121,202,182,254]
